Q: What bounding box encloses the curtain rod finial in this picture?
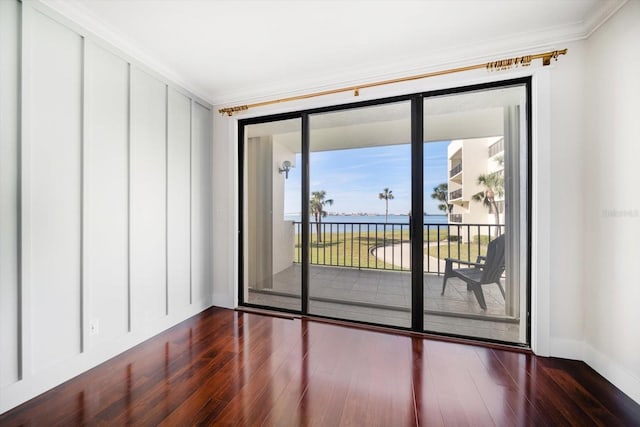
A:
[218,105,249,116]
[542,49,568,66]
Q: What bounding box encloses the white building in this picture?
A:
[447,136,504,239]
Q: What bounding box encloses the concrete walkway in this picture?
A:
[370,241,447,272]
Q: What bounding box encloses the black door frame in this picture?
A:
[237,77,532,346]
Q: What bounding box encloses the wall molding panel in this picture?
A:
[0,0,22,391]
[0,0,213,414]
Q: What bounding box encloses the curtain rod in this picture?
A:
[219,48,567,116]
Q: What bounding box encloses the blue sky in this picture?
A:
[284,141,449,215]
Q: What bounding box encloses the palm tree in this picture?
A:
[430,183,452,214]
[472,171,504,231]
[378,188,394,223]
[309,190,333,243]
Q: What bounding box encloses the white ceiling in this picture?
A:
[43,0,625,105]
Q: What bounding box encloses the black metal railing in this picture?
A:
[449,163,462,177]
[449,189,462,200]
[293,221,505,275]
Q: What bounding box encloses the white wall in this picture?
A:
[272,141,296,275]
[192,101,214,305]
[583,0,640,404]
[167,88,192,311]
[211,114,237,308]
[530,0,640,404]
[546,41,587,356]
[130,67,168,326]
[84,38,130,346]
[0,0,21,390]
[0,1,214,413]
[26,5,84,373]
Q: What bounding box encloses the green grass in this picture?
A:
[427,242,488,263]
[293,228,450,270]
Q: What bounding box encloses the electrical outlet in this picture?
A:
[89,319,99,336]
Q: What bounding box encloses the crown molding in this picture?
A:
[583,0,629,37]
[38,0,626,107]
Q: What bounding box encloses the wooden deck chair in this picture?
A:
[441,234,505,310]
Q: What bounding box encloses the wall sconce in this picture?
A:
[278,160,293,179]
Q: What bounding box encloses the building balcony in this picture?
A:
[449,163,462,178]
[488,138,504,158]
[449,188,462,200]
[449,213,463,223]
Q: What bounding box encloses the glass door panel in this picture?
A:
[243,118,302,311]
[423,85,528,343]
[308,101,412,328]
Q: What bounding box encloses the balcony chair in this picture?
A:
[441,234,505,310]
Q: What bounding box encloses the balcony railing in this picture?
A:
[488,138,504,157]
[449,163,462,177]
[489,200,505,214]
[449,214,463,223]
[449,189,462,200]
[293,221,505,275]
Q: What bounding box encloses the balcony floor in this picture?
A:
[247,264,523,344]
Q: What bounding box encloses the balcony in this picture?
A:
[449,214,463,223]
[489,138,504,157]
[449,188,462,200]
[247,221,514,341]
[449,162,462,177]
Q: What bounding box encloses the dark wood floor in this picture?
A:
[1,307,639,426]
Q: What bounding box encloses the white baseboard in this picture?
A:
[584,343,640,405]
[547,338,640,405]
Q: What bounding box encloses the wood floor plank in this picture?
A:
[423,341,495,426]
[1,307,639,426]
[412,339,445,427]
[472,348,548,426]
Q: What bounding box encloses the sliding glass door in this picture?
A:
[240,79,530,345]
[241,118,302,311]
[422,84,529,343]
[307,102,412,327]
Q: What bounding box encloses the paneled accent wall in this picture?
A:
[0,1,213,413]
[0,0,21,390]
[25,6,84,375]
[84,40,130,346]
[167,89,193,310]
[191,102,214,304]
[130,68,169,326]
